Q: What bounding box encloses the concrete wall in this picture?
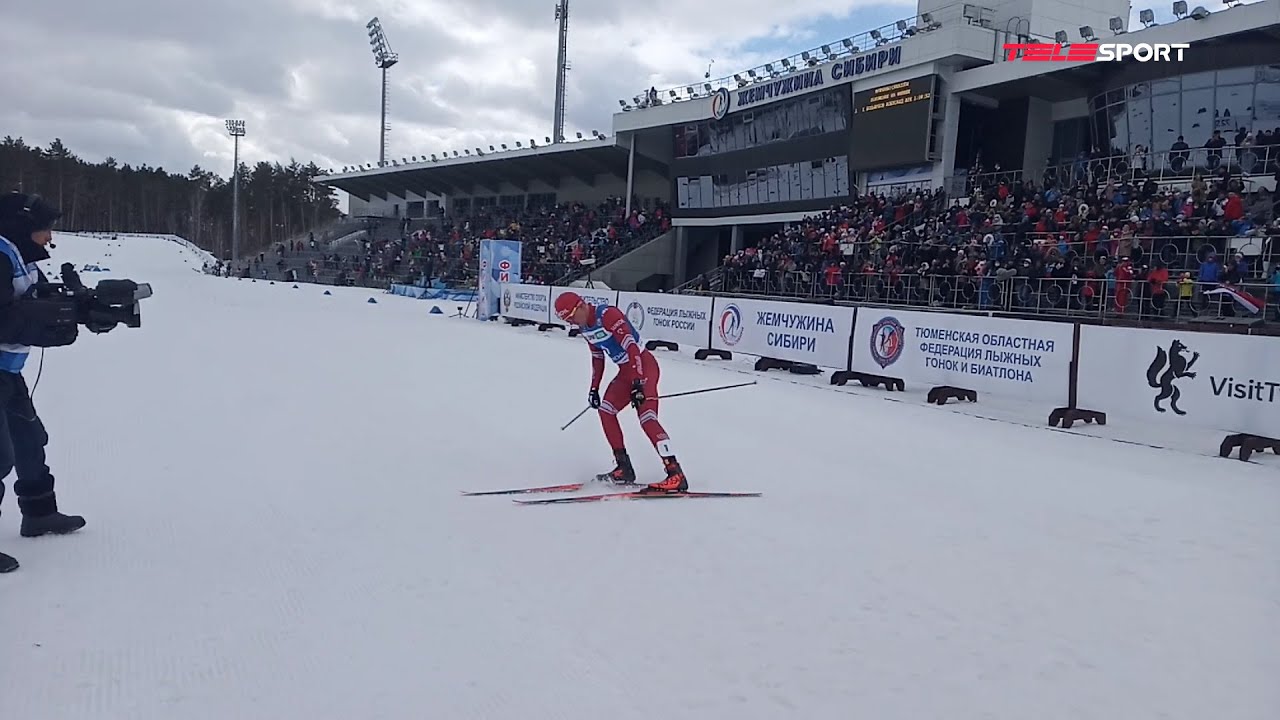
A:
[588,225,731,290]
[1024,0,1131,41]
[594,231,676,290]
[1022,97,1055,177]
[931,0,1131,43]
[1051,98,1089,121]
[634,130,675,166]
[349,190,441,218]
[686,229,725,282]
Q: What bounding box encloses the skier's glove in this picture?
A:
[629,379,646,410]
[587,388,601,409]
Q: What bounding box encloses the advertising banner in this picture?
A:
[709,297,855,369]
[498,283,551,323]
[1077,325,1280,436]
[389,284,477,302]
[617,292,713,348]
[476,239,522,320]
[549,286,617,321]
[849,309,1074,402]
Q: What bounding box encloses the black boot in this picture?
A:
[597,449,636,484]
[17,490,85,538]
[20,512,86,538]
[0,509,13,572]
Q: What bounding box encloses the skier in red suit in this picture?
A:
[554,291,687,493]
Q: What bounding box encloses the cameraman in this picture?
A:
[0,192,86,574]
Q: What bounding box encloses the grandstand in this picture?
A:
[315,0,1279,321]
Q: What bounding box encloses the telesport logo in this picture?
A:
[718,304,744,346]
[1002,43,1189,63]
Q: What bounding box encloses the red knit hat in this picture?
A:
[554,291,583,322]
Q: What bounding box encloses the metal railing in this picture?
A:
[956,145,1280,199]
[1019,234,1275,271]
[717,233,1274,280]
[625,2,988,110]
[675,266,727,293]
[694,268,1280,325]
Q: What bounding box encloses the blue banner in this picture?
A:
[477,239,522,320]
[388,284,477,302]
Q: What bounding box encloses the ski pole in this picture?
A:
[657,380,756,400]
[560,405,593,431]
[560,381,756,431]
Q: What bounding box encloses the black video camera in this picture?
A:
[29,263,153,334]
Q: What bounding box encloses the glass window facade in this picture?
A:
[1090,64,1280,155]
[674,88,849,159]
[676,156,850,210]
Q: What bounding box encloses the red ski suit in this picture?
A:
[582,305,672,457]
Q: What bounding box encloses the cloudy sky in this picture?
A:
[2,0,939,180]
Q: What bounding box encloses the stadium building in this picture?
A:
[322,0,1280,290]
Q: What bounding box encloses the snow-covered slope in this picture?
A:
[1,232,1276,720]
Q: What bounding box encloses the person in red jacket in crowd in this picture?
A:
[553,291,688,493]
[1114,256,1135,313]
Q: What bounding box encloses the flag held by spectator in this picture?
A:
[1205,285,1263,314]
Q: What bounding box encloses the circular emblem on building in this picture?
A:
[718,304,744,346]
[625,301,645,330]
[869,316,905,369]
[710,87,731,120]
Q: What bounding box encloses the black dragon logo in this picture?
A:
[1146,339,1199,415]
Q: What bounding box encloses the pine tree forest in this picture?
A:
[0,136,343,259]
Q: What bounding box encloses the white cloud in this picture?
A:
[1,0,913,177]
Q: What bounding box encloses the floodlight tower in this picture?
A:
[552,0,570,143]
[225,119,245,263]
[367,17,399,166]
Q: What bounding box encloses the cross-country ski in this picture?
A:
[515,490,762,505]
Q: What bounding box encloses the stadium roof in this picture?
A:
[321,137,668,201]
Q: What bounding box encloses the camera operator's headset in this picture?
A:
[1,192,60,247]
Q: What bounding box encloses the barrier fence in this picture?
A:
[957,145,1280,196]
[712,269,1280,325]
[388,284,477,302]
[498,282,1280,462]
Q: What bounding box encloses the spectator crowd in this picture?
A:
[212,151,1280,323]
[714,162,1280,321]
[226,198,670,289]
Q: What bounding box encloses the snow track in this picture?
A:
[1,232,1276,720]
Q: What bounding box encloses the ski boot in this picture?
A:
[20,512,86,538]
[596,449,637,485]
[0,550,16,573]
[642,457,688,494]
